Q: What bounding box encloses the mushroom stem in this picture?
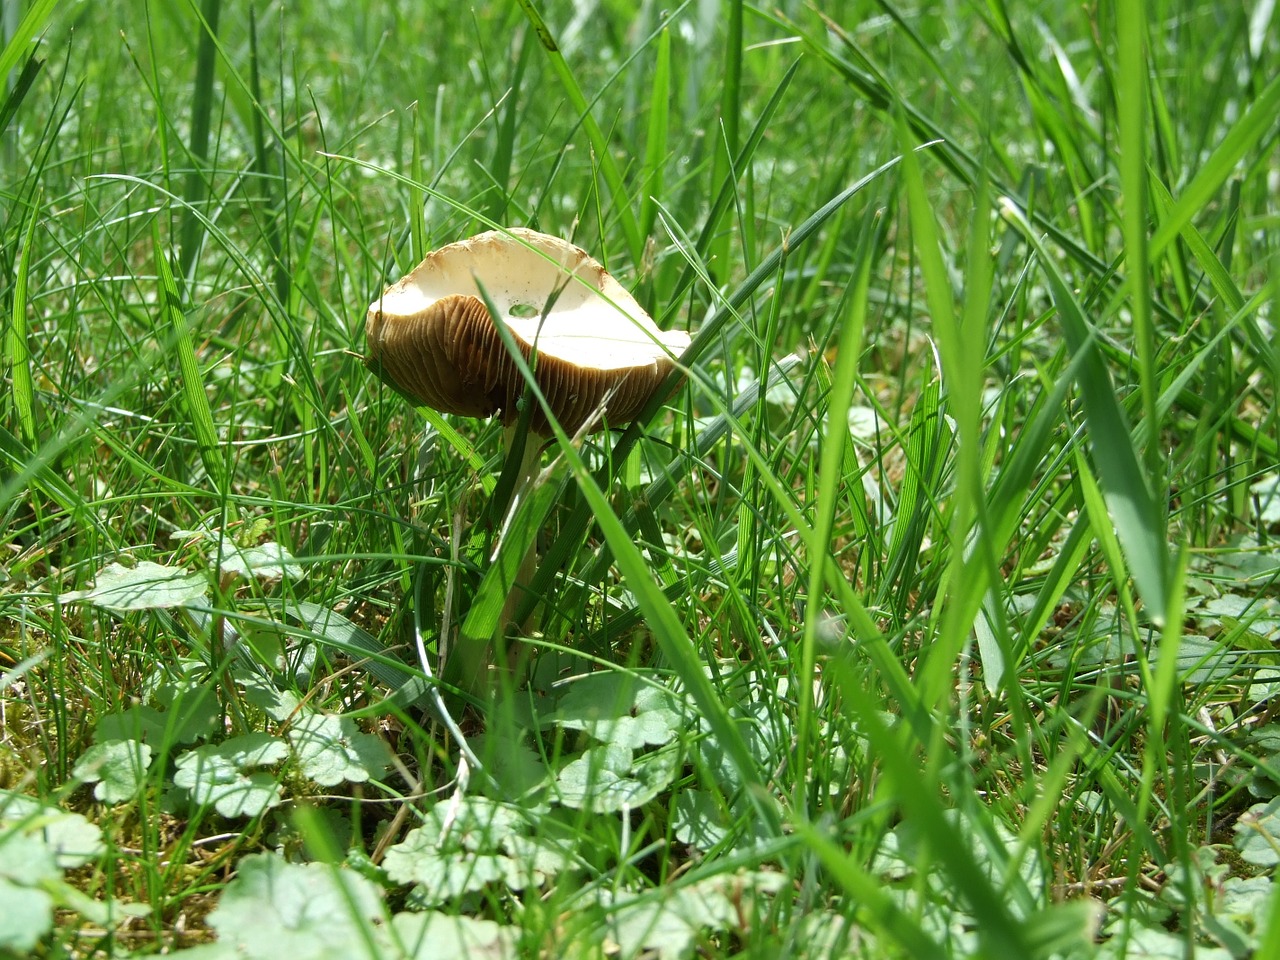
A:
[442,425,545,700]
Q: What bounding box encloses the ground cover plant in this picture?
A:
[2,0,1278,956]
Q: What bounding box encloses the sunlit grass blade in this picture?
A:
[177,0,223,287]
[637,26,669,245]
[0,0,56,80]
[1114,0,1159,477]
[447,451,560,697]
[5,201,39,448]
[794,198,877,806]
[1148,70,1280,260]
[514,0,643,264]
[153,224,228,497]
[246,4,289,309]
[1001,199,1168,622]
[892,115,990,702]
[706,0,742,278]
[528,153,905,609]
[878,376,945,618]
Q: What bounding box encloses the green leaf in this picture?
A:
[469,731,550,799]
[1234,799,1280,867]
[0,829,59,886]
[208,853,385,959]
[0,791,105,868]
[381,797,564,905]
[0,796,138,951]
[551,673,689,751]
[390,911,517,960]
[238,670,304,722]
[215,541,303,581]
[555,742,680,813]
[174,736,288,819]
[1022,901,1104,958]
[62,560,209,611]
[672,789,744,852]
[96,679,220,746]
[288,714,391,787]
[0,878,53,953]
[72,740,154,804]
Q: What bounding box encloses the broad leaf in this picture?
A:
[288,714,391,787]
[63,560,208,610]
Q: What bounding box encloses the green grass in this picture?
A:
[2,0,1279,957]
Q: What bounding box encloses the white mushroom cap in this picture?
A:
[366,228,690,435]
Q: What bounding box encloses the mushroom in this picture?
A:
[366,227,690,692]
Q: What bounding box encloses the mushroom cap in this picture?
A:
[366,228,691,435]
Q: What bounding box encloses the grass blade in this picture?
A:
[0,0,56,80]
[637,26,670,244]
[153,224,228,497]
[1115,0,1160,475]
[1001,199,1168,621]
[178,0,223,288]
[514,0,643,264]
[528,153,906,610]
[5,200,39,447]
[1148,70,1280,260]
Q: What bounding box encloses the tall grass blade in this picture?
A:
[706,0,742,278]
[0,0,55,80]
[0,52,41,137]
[514,0,643,264]
[637,26,670,245]
[529,153,905,607]
[5,201,39,447]
[178,0,223,288]
[486,29,529,227]
[1115,0,1160,474]
[153,224,228,497]
[1148,70,1280,260]
[794,198,877,804]
[246,4,289,309]
[1001,200,1168,621]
